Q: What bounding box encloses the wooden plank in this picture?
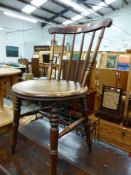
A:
[48,34,55,79]
[57,34,65,80]
[67,34,76,80]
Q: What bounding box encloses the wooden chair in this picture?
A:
[18,58,29,73]
[11,18,112,175]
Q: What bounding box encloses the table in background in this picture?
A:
[0,68,21,111]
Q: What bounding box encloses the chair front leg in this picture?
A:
[50,104,59,175]
[11,97,21,154]
[80,96,92,152]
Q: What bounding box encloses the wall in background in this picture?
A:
[0,14,48,62]
[100,3,131,51]
[0,3,131,63]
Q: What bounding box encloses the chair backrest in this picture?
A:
[48,18,112,86]
[18,58,29,73]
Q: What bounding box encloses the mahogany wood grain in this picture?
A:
[12,79,88,100]
[48,18,112,34]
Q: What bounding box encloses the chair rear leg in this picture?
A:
[50,103,59,175]
[11,97,21,154]
[80,96,92,152]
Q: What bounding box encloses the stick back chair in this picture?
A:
[11,18,112,175]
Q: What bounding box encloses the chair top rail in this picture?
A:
[48,18,112,34]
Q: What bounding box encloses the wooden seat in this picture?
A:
[12,79,87,99]
[11,18,112,175]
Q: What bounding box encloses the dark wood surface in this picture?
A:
[63,60,84,82]
[48,18,112,34]
[12,79,87,100]
[31,58,41,77]
[0,119,130,175]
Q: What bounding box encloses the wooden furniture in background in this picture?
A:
[94,68,129,112]
[18,58,29,73]
[96,86,123,124]
[34,45,66,64]
[0,68,21,110]
[90,114,131,152]
[123,53,131,126]
[31,58,41,77]
[96,68,128,93]
[11,18,112,175]
[0,68,21,135]
[123,55,131,117]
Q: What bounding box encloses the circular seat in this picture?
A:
[12,79,88,101]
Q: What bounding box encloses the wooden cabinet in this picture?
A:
[96,68,128,93]
[90,114,131,152]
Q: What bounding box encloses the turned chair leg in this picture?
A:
[80,97,92,152]
[11,98,21,154]
[50,104,59,175]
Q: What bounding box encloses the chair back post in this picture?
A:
[66,34,76,81]
[48,18,112,84]
[74,33,85,82]
[57,34,66,80]
[48,34,55,79]
[80,31,95,84]
[82,27,105,86]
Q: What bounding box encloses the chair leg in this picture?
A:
[80,96,92,152]
[50,104,59,175]
[11,97,21,154]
